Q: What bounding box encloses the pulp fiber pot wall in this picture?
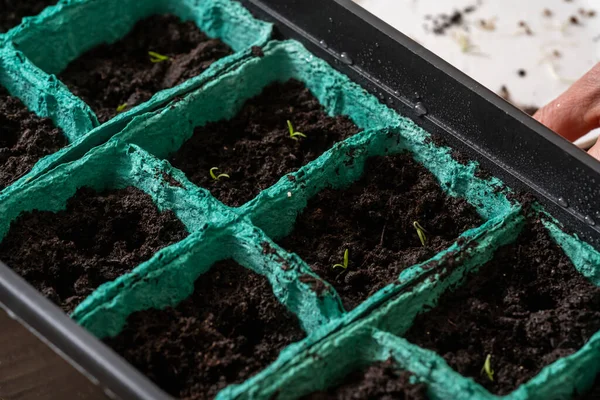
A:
[77,40,600,399]
[0,0,271,197]
[213,211,600,400]
[0,11,598,399]
[108,40,514,234]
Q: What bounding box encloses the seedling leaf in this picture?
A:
[209,167,230,181]
[481,354,494,382]
[413,221,428,247]
[116,103,128,113]
[148,51,170,63]
[287,120,307,141]
[333,248,349,269]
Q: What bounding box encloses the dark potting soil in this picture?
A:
[404,219,600,395]
[0,0,56,33]
[168,79,360,207]
[424,4,478,35]
[0,86,68,191]
[0,187,188,313]
[104,260,305,400]
[278,153,482,311]
[303,359,429,400]
[58,14,232,123]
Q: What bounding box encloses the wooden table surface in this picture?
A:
[0,308,109,400]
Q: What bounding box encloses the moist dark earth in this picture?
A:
[404,219,600,395]
[424,4,478,35]
[0,0,56,33]
[104,260,305,400]
[58,14,232,123]
[303,359,429,400]
[168,79,360,207]
[0,187,188,313]
[278,153,482,311]
[0,86,68,191]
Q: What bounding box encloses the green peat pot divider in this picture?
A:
[0,4,597,398]
[106,40,514,234]
[377,214,600,400]
[72,201,345,339]
[0,141,217,321]
[102,39,516,312]
[0,140,220,241]
[214,207,522,399]
[218,212,600,400]
[0,136,342,337]
[0,0,271,198]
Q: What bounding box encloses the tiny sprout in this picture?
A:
[148,51,169,63]
[481,354,494,382]
[413,221,428,247]
[287,120,307,141]
[333,249,349,270]
[116,103,128,113]
[209,167,230,181]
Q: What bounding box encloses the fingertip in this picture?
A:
[587,139,600,161]
[533,102,578,142]
[533,105,550,127]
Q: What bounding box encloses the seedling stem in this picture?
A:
[287,120,307,141]
[333,249,349,270]
[413,221,428,246]
[116,103,128,113]
[210,167,230,181]
[148,51,169,63]
[481,354,494,382]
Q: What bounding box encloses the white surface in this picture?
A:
[574,129,600,149]
[354,0,599,109]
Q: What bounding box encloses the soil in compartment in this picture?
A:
[404,219,600,395]
[277,153,482,311]
[168,79,360,207]
[104,260,306,400]
[0,0,56,33]
[0,186,188,313]
[0,86,68,191]
[57,14,233,123]
[303,359,429,400]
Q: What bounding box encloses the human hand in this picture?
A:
[534,62,600,160]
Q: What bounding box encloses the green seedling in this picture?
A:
[287,120,307,141]
[209,167,230,181]
[116,103,128,113]
[413,221,428,246]
[148,51,169,63]
[333,249,349,270]
[481,354,494,382]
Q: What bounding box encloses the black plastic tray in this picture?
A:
[239,0,600,249]
[1,0,599,399]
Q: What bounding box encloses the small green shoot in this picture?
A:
[209,167,230,181]
[287,120,307,141]
[116,103,128,113]
[481,354,494,382]
[148,51,169,63]
[333,249,349,270]
[413,221,428,246]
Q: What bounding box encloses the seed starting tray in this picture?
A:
[0,0,598,399]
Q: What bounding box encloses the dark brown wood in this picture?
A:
[0,308,109,400]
